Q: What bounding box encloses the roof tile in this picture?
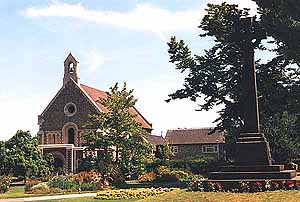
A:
[166,128,225,144]
[80,84,152,129]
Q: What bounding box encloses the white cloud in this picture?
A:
[80,49,112,72]
[23,0,257,41]
[24,2,204,41]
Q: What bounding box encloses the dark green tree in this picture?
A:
[166,3,300,161]
[5,130,54,179]
[0,141,9,175]
[254,0,300,64]
[262,111,300,162]
[157,143,174,160]
[84,83,152,179]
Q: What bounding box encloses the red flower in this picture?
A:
[287,180,295,188]
[256,181,263,187]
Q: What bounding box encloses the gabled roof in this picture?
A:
[166,128,225,145]
[147,135,165,146]
[80,84,152,129]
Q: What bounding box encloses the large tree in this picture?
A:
[166,3,300,161]
[254,0,300,64]
[4,130,54,179]
[84,83,152,179]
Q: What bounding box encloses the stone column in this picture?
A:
[235,17,271,166]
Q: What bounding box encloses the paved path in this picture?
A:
[0,193,96,201]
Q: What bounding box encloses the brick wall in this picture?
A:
[170,143,226,160]
[40,80,98,131]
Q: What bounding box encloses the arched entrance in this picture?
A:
[51,151,66,174]
[54,157,64,168]
[68,128,75,144]
[62,122,78,145]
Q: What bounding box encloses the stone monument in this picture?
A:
[208,17,296,180]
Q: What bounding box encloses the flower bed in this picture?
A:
[24,170,106,194]
[138,166,197,184]
[95,188,177,200]
[188,179,300,192]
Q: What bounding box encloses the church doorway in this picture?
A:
[68,128,75,144]
[54,157,64,168]
[51,151,66,174]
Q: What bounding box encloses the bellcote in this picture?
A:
[63,52,79,85]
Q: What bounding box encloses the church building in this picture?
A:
[37,53,152,173]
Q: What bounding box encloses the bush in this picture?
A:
[155,166,180,182]
[80,183,97,191]
[49,187,63,193]
[0,176,12,193]
[48,171,105,192]
[138,172,156,183]
[286,161,299,171]
[75,170,102,184]
[24,179,41,193]
[95,188,177,200]
[146,157,228,175]
[48,176,79,190]
[138,166,198,184]
[31,183,50,194]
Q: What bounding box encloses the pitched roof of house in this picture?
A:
[80,83,152,129]
[146,135,165,146]
[165,128,225,145]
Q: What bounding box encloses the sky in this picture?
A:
[0,0,258,140]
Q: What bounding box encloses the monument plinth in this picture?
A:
[208,17,296,180]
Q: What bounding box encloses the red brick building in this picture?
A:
[37,53,152,172]
[165,128,225,160]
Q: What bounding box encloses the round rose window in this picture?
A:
[64,102,77,117]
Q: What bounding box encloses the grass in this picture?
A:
[138,189,300,202]
[0,185,25,198]
[36,198,136,202]
[34,189,300,202]
[0,185,96,199]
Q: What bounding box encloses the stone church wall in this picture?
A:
[40,80,99,132]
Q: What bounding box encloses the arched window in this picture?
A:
[68,128,75,144]
[68,62,74,73]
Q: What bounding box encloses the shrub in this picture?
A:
[48,176,79,190]
[31,183,50,194]
[146,157,228,175]
[155,166,180,182]
[137,172,156,183]
[154,166,193,183]
[171,170,189,180]
[75,170,102,184]
[0,176,12,193]
[95,188,177,200]
[24,179,41,193]
[80,183,97,191]
[286,162,298,171]
[138,166,198,183]
[48,171,105,192]
[49,187,63,193]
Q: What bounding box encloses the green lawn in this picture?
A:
[0,185,96,199]
[0,186,25,198]
[34,189,300,202]
[4,186,300,202]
